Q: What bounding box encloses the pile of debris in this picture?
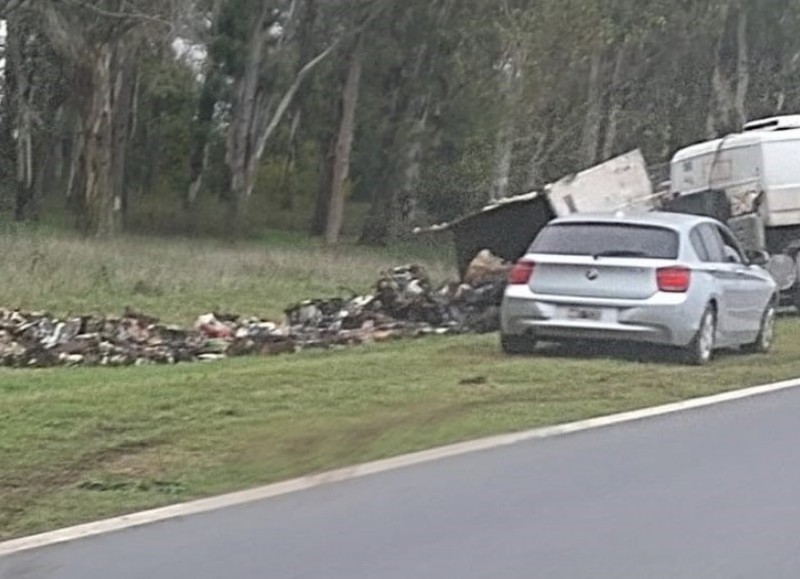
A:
[284,250,511,344]
[0,251,511,368]
[0,309,205,368]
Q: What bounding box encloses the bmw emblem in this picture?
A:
[586,268,600,281]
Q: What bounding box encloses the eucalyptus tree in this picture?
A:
[3,0,181,235]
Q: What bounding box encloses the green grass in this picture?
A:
[0,227,454,325]
[3,322,800,540]
[2,226,800,542]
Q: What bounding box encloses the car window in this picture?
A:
[716,225,746,264]
[697,224,726,262]
[530,223,680,259]
[690,228,711,262]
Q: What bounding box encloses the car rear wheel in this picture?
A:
[683,306,716,366]
[500,333,537,355]
[742,303,776,354]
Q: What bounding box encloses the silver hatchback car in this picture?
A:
[500,212,777,364]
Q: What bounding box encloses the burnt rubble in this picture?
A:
[0,252,511,368]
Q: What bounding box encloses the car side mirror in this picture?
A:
[745,250,769,266]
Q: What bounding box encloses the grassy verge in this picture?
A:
[3,320,800,540]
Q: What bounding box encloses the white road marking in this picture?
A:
[3,375,800,557]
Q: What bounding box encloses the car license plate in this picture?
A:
[566,307,603,321]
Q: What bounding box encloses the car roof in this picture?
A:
[548,211,716,232]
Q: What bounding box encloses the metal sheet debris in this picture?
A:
[414,150,655,276]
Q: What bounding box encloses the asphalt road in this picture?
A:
[3,387,800,579]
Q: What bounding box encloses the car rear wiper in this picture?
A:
[593,250,649,260]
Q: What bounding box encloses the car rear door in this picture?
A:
[695,223,759,341]
[715,224,772,334]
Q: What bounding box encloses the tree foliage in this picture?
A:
[2,0,800,241]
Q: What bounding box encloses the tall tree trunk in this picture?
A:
[490,41,527,200]
[281,0,318,212]
[359,84,400,247]
[492,124,513,201]
[359,184,393,246]
[525,132,547,190]
[278,111,301,211]
[65,114,84,205]
[707,57,728,138]
[359,0,448,246]
[223,2,340,230]
[50,105,66,187]
[242,41,341,202]
[141,115,162,198]
[580,51,604,168]
[734,2,749,127]
[224,4,271,228]
[324,40,363,245]
[602,44,627,161]
[186,76,219,211]
[111,44,136,231]
[311,136,335,236]
[6,14,36,221]
[33,2,132,236]
[1,28,17,215]
[79,46,118,237]
[185,0,226,215]
[363,108,430,245]
[394,107,428,239]
[706,3,733,138]
[776,90,786,113]
[359,83,424,244]
[491,57,516,201]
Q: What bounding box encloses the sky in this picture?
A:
[172,36,207,79]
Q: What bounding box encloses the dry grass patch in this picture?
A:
[0,228,453,324]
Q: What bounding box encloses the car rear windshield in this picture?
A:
[529,222,680,259]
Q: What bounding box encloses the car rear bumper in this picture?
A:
[501,287,707,347]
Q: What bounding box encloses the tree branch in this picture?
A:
[253,38,338,162]
[64,0,173,29]
[253,0,391,160]
[34,0,89,63]
[0,0,32,18]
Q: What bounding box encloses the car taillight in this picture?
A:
[508,260,535,285]
[657,266,691,293]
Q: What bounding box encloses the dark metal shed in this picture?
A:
[418,193,555,279]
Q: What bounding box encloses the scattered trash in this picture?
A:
[0,251,509,369]
[0,309,208,368]
[284,256,509,342]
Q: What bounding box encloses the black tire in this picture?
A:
[742,302,776,354]
[500,333,537,355]
[788,248,800,313]
[683,306,716,366]
[794,284,800,314]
